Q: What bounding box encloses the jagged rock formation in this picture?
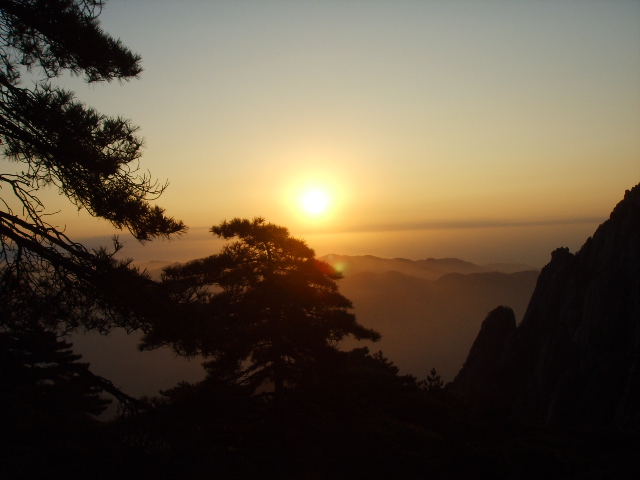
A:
[337,269,539,381]
[451,184,640,429]
[449,306,517,407]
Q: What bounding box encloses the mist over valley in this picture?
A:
[71,255,540,401]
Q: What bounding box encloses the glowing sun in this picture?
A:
[300,189,329,215]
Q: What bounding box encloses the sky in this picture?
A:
[39,0,640,267]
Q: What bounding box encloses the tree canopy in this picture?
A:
[0,0,185,332]
[150,217,380,396]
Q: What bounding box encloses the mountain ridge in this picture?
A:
[337,267,539,381]
[451,184,640,428]
[319,254,537,281]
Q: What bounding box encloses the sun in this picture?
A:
[300,189,329,215]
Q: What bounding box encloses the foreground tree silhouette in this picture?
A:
[152,217,380,397]
[0,324,110,419]
[0,5,185,472]
[0,0,185,332]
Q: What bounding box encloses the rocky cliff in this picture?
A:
[451,184,640,429]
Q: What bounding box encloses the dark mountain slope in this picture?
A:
[452,184,640,428]
[338,269,539,381]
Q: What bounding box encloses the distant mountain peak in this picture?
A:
[320,254,538,281]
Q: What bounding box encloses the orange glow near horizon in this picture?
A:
[43,1,639,268]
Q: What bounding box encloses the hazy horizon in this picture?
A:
[36,1,639,269]
[80,213,604,269]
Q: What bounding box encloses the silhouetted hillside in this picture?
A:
[320,254,536,281]
[338,268,539,381]
[452,184,640,428]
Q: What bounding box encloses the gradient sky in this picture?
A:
[39,0,640,267]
